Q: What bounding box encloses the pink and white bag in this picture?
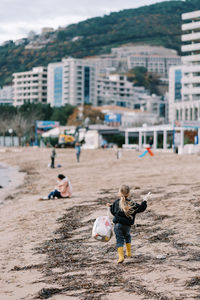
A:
[92,213,113,242]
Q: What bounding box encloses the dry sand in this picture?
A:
[0,147,199,300]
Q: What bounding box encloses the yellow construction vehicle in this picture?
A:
[58,133,75,147]
[58,126,88,148]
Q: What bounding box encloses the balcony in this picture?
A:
[182,11,200,21]
[182,65,200,73]
[182,54,200,63]
[182,21,200,31]
[182,43,200,52]
[182,76,200,84]
[182,86,200,95]
[182,32,200,42]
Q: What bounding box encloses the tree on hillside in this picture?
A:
[126,67,160,95]
[1,0,200,86]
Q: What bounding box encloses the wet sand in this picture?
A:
[0,147,199,300]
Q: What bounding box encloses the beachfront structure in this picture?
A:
[13,67,47,106]
[169,10,200,124]
[111,45,181,78]
[0,85,13,105]
[94,105,165,128]
[124,123,200,155]
[47,57,96,107]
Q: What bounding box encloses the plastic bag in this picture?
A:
[92,215,113,242]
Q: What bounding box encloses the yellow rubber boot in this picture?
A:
[126,243,131,257]
[117,247,124,263]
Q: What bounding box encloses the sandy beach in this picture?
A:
[0,147,199,300]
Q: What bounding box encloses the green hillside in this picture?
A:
[0,0,199,87]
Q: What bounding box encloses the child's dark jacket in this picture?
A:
[110,199,147,226]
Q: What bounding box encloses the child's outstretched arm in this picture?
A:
[142,192,151,201]
[134,200,147,214]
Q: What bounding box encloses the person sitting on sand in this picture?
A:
[40,174,72,200]
[106,185,149,263]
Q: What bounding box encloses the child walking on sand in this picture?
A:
[107,185,148,263]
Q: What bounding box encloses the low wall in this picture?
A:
[178,144,200,155]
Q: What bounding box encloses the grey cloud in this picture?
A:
[0,0,166,43]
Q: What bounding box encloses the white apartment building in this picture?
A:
[47,57,96,107]
[85,56,126,74]
[96,74,166,120]
[96,74,134,108]
[0,85,13,105]
[85,45,181,79]
[13,67,47,106]
[169,10,200,124]
[126,46,181,78]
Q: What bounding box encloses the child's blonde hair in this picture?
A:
[119,185,134,218]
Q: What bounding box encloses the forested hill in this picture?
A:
[0,0,200,87]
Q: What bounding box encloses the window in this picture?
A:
[185,108,188,120]
[176,109,179,120]
[54,66,63,107]
[194,108,198,120]
[190,108,193,120]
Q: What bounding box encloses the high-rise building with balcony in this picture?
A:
[47,58,96,107]
[181,10,200,104]
[13,67,47,106]
[169,10,200,123]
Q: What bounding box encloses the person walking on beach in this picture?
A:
[149,136,153,149]
[114,145,121,160]
[50,146,56,168]
[40,174,72,200]
[75,142,81,162]
[107,185,148,263]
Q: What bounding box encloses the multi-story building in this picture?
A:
[86,46,181,79]
[85,55,126,74]
[13,67,47,106]
[96,74,134,108]
[96,74,166,119]
[111,45,181,78]
[169,10,200,124]
[126,46,181,78]
[47,57,96,107]
[0,85,13,105]
[168,66,183,123]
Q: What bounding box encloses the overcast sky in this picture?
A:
[0,0,170,44]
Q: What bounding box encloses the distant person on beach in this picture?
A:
[50,146,56,168]
[114,145,121,160]
[149,137,153,148]
[106,185,148,263]
[75,142,81,162]
[40,174,72,200]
